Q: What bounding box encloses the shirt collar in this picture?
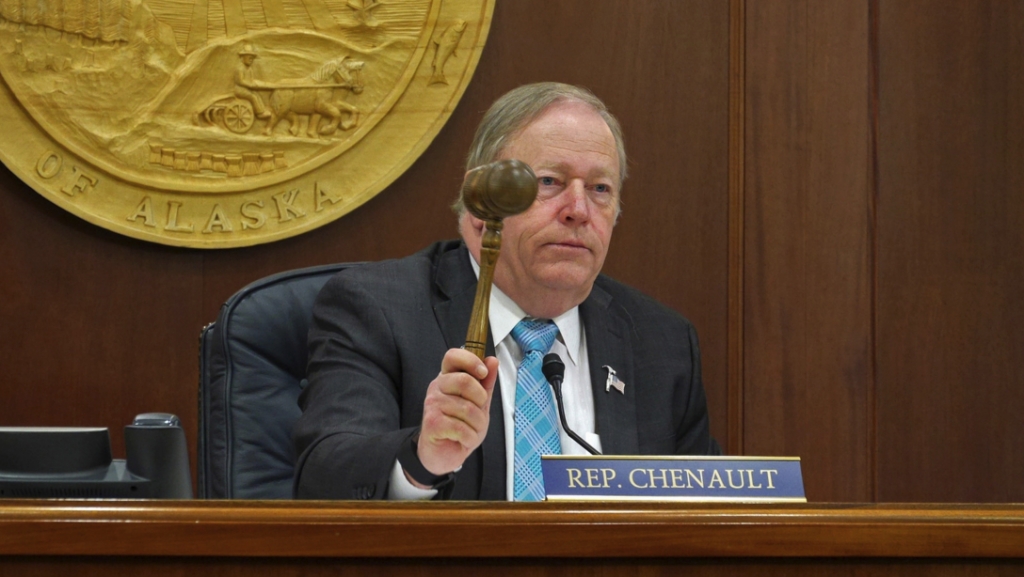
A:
[466,249,581,364]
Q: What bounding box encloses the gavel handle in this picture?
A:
[464,219,502,360]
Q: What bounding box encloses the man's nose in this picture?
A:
[559,180,591,224]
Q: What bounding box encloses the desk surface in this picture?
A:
[1,500,1023,558]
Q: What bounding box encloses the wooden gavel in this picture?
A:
[461,159,538,360]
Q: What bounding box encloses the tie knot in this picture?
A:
[511,319,558,356]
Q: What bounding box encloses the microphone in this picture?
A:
[542,353,601,456]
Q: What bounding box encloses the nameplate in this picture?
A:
[541,456,806,502]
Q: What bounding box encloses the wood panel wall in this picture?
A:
[1,0,1021,503]
[742,0,874,502]
[874,1,1024,502]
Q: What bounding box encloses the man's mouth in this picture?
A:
[546,240,588,251]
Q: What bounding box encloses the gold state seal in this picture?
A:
[0,0,493,247]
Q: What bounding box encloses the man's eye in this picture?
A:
[594,184,610,193]
[539,176,557,186]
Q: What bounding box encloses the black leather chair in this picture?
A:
[198,263,357,499]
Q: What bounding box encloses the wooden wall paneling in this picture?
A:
[727,0,746,456]
[875,1,1024,502]
[742,0,874,501]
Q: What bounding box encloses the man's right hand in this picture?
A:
[408,348,498,487]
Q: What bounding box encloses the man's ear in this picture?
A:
[460,210,486,238]
[458,212,485,262]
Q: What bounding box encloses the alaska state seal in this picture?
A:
[0,0,493,247]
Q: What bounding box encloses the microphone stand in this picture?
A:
[543,353,601,455]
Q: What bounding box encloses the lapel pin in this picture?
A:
[602,365,625,394]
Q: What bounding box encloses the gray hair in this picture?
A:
[453,82,627,215]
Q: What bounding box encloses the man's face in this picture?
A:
[464,100,621,318]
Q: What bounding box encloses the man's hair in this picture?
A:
[453,82,627,215]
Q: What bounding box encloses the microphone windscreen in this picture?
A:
[542,353,565,383]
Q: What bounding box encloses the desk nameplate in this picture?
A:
[542,456,806,502]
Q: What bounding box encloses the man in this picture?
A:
[293,82,719,500]
[234,45,272,121]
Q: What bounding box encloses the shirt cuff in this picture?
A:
[387,459,438,500]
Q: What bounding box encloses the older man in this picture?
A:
[293,83,719,500]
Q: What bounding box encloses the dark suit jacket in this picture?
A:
[293,240,719,500]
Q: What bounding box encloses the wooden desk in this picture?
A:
[1,501,1023,575]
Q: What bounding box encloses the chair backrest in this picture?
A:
[198,263,356,499]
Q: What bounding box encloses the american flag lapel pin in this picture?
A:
[602,365,625,394]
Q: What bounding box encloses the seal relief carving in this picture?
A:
[0,0,494,247]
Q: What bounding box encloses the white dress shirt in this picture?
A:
[388,250,602,499]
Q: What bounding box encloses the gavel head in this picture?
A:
[461,159,538,221]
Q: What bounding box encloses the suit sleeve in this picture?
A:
[673,321,722,456]
[293,271,417,499]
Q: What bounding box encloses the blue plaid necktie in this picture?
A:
[511,318,561,501]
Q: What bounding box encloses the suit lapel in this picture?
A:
[580,282,639,455]
[432,246,477,352]
[431,244,507,500]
